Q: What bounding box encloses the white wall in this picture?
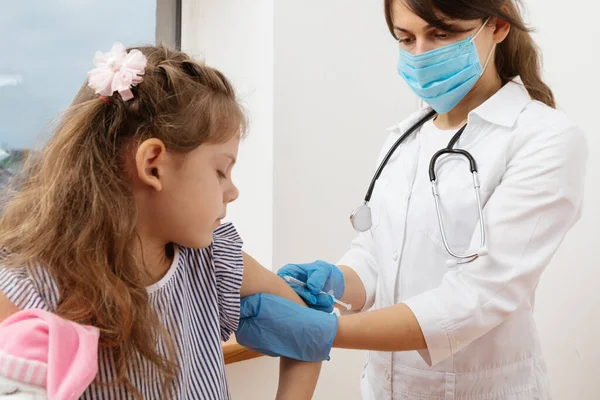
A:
[272,1,419,266]
[181,0,274,268]
[226,2,418,399]
[272,1,417,399]
[524,1,600,399]
[182,1,599,399]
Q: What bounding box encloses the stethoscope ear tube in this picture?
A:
[363,110,437,203]
[432,171,486,263]
[351,110,487,265]
[429,148,478,182]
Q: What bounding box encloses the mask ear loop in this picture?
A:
[481,43,497,71]
[471,17,492,42]
[471,17,496,72]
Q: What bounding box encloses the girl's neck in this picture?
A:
[434,71,503,130]
[134,234,174,287]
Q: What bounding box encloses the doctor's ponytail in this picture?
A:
[384,0,556,108]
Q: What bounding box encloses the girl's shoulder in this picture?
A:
[0,251,59,312]
[164,223,245,342]
[183,222,244,267]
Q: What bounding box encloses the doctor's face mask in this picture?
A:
[384,0,556,109]
[391,1,495,114]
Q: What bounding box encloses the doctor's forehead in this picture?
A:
[390,0,479,34]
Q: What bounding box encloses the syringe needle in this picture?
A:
[282,275,352,311]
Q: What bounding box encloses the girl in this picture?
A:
[0,43,321,399]
[236,1,587,399]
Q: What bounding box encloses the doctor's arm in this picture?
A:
[275,228,378,314]
[240,252,322,400]
[277,133,400,314]
[336,227,379,311]
[334,123,587,364]
[237,123,587,364]
[337,265,368,312]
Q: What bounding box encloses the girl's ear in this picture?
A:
[134,139,167,192]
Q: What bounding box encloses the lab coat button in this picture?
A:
[385,370,391,381]
[392,251,398,261]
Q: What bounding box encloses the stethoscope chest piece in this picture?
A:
[350,202,372,233]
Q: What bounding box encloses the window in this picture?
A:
[0,0,180,177]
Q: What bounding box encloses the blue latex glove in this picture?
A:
[277,260,345,313]
[236,293,338,362]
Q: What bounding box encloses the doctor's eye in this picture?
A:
[398,37,415,46]
[434,32,453,40]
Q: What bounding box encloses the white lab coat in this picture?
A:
[338,79,587,400]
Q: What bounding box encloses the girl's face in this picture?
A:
[132,133,240,249]
[391,0,496,66]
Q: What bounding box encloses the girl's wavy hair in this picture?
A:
[0,45,246,396]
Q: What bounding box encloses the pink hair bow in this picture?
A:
[87,42,147,102]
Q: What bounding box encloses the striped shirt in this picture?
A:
[0,223,244,399]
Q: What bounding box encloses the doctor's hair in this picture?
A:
[384,0,556,108]
[0,45,246,397]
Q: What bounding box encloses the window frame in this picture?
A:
[156,0,182,49]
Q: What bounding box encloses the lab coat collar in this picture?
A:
[386,107,433,135]
[387,77,532,134]
[469,76,532,128]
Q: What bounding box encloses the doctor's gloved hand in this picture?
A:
[277,260,345,313]
[236,293,338,362]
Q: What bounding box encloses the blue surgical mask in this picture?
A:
[397,19,494,114]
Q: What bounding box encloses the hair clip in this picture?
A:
[87,43,147,101]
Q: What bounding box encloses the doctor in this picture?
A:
[236,0,587,399]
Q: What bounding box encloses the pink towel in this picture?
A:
[0,309,99,399]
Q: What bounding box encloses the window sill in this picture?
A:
[223,336,263,364]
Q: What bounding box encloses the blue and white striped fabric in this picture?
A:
[0,223,244,399]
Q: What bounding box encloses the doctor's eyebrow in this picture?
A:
[393,25,431,34]
[393,22,475,34]
[394,26,412,33]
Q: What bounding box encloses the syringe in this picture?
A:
[282,275,352,311]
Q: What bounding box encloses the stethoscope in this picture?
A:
[350,110,488,266]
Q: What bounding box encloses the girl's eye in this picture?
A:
[217,170,226,179]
